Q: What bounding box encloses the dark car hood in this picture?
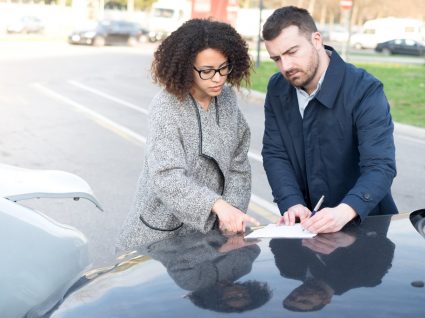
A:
[51,211,425,317]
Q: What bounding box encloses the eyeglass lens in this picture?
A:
[196,64,232,80]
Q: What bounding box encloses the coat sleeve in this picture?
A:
[341,80,397,220]
[222,107,251,212]
[262,89,306,214]
[147,97,221,232]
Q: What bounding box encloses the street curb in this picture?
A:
[239,88,267,102]
[239,88,425,141]
[394,122,425,140]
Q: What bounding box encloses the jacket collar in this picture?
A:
[315,45,346,109]
[275,46,346,110]
[188,94,226,193]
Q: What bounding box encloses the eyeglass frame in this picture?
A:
[192,63,233,80]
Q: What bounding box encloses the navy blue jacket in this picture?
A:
[262,46,398,221]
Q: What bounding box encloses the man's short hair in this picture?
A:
[262,6,317,41]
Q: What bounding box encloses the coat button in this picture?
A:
[363,193,371,200]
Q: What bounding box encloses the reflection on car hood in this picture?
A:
[51,212,425,317]
[0,198,90,318]
[0,163,103,211]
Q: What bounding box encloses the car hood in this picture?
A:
[50,211,425,317]
[0,163,102,211]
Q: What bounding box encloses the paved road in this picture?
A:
[1,42,424,266]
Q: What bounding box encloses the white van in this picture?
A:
[147,0,191,42]
[350,17,425,49]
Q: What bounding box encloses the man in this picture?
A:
[261,6,398,233]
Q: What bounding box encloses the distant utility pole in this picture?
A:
[340,0,353,61]
[256,0,263,68]
[99,0,104,20]
[127,0,134,13]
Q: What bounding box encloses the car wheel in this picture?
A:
[354,43,362,50]
[92,36,105,47]
[128,36,139,47]
[382,48,391,56]
[139,34,148,43]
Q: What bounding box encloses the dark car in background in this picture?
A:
[375,39,425,56]
[68,20,148,47]
[6,16,44,34]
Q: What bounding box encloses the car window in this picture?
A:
[394,39,403,45]
[120,22,132,31]
[405,39,415,46]
[154,8,174,18]
[364,28,375,34]
[100,20,112,28]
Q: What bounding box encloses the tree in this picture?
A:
[102,0,155,10]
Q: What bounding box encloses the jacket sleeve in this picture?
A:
[341,80,397,220]
[222,107,251,212]
[262,89,306,214]
[147,98,221,232]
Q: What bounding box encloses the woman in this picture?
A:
[117,19,259,250]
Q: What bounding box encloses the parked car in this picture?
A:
[2,163,424,317]
[68,20,148,47]
[6,16,44,34]
[350,17,424,50]
[0,163,102,317]
[375,39,425,56]
[48,209,425,317]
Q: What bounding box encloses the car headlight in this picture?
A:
[71,34,81,41]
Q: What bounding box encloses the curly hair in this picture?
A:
[188,280,271,313]
[151,19,252,100]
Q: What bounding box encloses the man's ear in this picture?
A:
[311,31,322,49]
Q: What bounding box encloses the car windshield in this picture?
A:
[74,21,98,32]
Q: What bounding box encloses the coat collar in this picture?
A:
[315,45,346,109]
[274,45,346,110]
[188,94,227,193]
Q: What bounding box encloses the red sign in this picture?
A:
[191,0,239,26]
[340,0,353,10]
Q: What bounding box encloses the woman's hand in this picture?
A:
[217,235,259,253]
[212,199,260,233]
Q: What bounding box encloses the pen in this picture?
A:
[248,225,265,231]
[311,195,325,217]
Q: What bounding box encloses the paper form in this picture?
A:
[245,224,316,239]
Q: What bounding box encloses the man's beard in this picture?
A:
[284,48,319,91]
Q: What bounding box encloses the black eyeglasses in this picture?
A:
[193,63,233,80]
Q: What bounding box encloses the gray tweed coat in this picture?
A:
[135,230,260,292]
[117,86,251,250]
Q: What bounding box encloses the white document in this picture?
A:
[245,224,316,239]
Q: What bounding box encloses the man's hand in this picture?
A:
[212,199,260,233]
[301,203,357,233]
[302,232,356,254]
[277,204,311,226]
